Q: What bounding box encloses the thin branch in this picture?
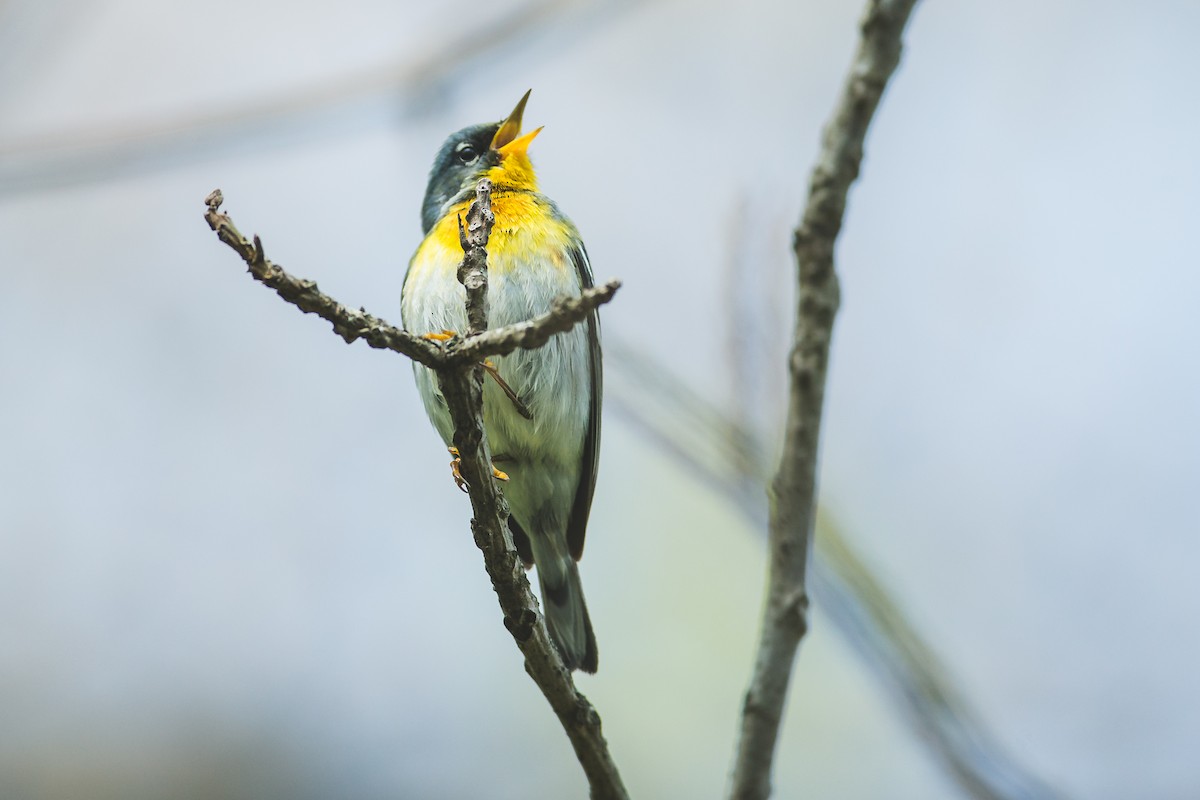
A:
[437,363,630,800]
[453,285,620,363]
[201,189,618,369]
[202,189,443,365]
[409,181,629,800]
[455,181,495,336]
[203,185,627,800]
[728,1,921,799]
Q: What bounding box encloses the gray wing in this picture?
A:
[566,241,601,561]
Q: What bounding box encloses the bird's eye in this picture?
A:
[455,143,478,164]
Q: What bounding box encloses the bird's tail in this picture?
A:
[538,559,598,673]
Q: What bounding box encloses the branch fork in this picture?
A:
[202,187,619,370]
[204,181,628,800]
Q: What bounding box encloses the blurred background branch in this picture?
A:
[0,0,650,197]
[607,334,1063,799]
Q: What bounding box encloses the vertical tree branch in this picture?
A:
[456,179,495,337]
[202,185,625,799]
[434,181,630,800]
[728,1,921,798]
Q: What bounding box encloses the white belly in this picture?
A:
[401,244,591,529]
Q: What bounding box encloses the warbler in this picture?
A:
[401,91,601,673]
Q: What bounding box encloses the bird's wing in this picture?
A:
[508,517,535,567]
[567,240,601,562]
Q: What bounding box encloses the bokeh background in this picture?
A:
[2,1,1198,798]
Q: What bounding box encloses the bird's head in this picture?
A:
[420,90,543,234]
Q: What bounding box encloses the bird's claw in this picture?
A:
[448,448,469,493]
[447,447,509,492]
[423,329,457,342]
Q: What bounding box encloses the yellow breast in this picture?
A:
[408,190,576,285]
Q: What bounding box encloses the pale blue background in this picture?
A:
[1,1,1197,797]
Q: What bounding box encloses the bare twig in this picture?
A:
[455,180,495,336]
[202,189,443,365]
[454,286,619,363]
[201,189,618,369]
[435,365,628,798]
[203,184,627,800]
[728,1,921,799]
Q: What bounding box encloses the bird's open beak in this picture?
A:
[497,126,543,159]
[491,89,535,154]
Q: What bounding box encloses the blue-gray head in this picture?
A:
[420,91,533,234]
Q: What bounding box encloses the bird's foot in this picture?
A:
[423,329,458,342]
[447,446,509,493]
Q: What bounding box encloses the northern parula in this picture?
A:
[401,91,601,673]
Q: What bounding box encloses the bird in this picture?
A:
[401,91,601,673]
